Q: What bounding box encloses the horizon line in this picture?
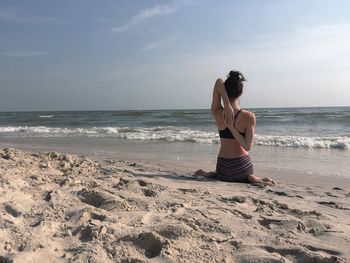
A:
[0,105,349,113]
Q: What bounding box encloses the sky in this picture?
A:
[1,0,350,111]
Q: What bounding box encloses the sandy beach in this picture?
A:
[0,147,349,263]
[2,0,350,261]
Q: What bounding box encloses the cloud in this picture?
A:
[0,51,48,57]
[141,33,181,51]
[241,23,350,70]
[111,3,182,33]
[107,23,350,106]
[173,23,350,74]
[109,22,350,78]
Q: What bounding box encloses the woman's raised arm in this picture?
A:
[211,79,224,112]
[211,79,234,124]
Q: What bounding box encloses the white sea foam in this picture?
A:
[39,115,54,118]
[0,126,219,144]
[255,134,350,150]
[0,126,349,149]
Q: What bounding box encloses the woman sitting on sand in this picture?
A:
[198,70,275,185]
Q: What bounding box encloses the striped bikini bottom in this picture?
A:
[215,155,254,183]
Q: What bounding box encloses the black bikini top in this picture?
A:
[218,109,246,139]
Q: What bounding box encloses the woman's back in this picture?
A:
[215,108,256,158]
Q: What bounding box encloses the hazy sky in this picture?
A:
[1,0,350,111]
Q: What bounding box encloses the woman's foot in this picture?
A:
[262,177,276,186]
[248,175,276,186]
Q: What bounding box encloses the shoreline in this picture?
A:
[1,142,349,189]
[0,147,349,262]
[1,138,349,183]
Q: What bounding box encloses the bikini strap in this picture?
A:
[234,108,243,119]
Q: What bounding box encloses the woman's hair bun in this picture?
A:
[224,70,246,100]
[228,70,246,82]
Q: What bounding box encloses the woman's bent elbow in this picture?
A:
[244,145,253,151]
[211,107,222,114]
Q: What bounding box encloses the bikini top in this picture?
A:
[218,108,246,139]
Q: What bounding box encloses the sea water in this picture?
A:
[0,107,349,177]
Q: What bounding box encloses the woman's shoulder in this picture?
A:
[240,109,256,124]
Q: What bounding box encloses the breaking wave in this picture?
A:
[0,126,349,150]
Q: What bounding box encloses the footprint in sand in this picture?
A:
[77,189,130,211]
[117,232,165,259]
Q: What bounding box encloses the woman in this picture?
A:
[207,70,275,185]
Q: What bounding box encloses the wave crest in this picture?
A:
[255,134,349,150]
[0,126,349,150]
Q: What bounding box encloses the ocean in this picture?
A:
[0,107,349,177]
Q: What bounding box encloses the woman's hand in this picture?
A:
[223,105,234,127]
[223,109,235,128]
[215,79,234,124]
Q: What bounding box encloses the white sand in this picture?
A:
[0,148,349,263]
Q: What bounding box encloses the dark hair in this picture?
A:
[224,70,246,101]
